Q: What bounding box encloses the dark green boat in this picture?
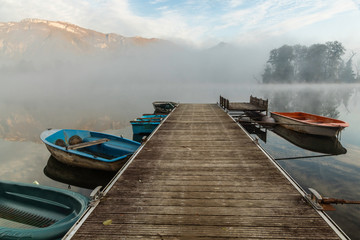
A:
[0,181,89,239]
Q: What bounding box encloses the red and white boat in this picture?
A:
[270,112,349,137]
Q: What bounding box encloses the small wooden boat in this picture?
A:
[272,125,347,155]
[40,129,141,171]
[130,119,161,134]
[152,101,178,113]
[130,114,166,135]
[270,112,349,137]
[0,180,88,239]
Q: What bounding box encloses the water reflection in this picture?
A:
[239,121,267,143]
[236,85,360,239]
[263,86,355,118]
[133,133,150,143]
[44,156,115,190]
[0,83,360,239]
[272,125,347,155]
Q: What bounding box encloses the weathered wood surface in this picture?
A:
[66,138,109,150]
[72,104,340,239]
[229,102,267,111]
[220,95,268,112]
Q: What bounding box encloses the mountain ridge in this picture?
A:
[0,18,162,59]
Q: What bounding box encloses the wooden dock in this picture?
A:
[219,95,268,114]
[69,104,344,239]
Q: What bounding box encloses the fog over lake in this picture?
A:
[1,2,360,238]
[1,68,360,238]
[1,30,360,238]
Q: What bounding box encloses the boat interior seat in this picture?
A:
[55,139,66,147]
[0,203,58,228]
[102,143,134,155]
[69,135,82,145]
[81,137,133,156]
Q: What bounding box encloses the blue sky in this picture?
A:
[1,0,360,52]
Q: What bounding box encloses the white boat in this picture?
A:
[270,112,349,137]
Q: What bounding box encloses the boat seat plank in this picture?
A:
[66,138,109,150]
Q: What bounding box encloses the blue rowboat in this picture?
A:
[135,118,162,122]
[40,129,141,172]
[130,113,168,134]
[130,119,161,134]
[141,114,168,119]
[130,114,167,135]
[0,180,88,239]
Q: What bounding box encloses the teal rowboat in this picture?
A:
[130,114,166,135]
[0,181,88,239]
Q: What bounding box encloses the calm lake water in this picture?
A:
[0,83,359,239]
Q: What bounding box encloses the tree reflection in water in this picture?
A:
[264,86,356,118]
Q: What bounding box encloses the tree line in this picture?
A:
[262,41,359,83]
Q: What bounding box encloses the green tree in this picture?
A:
[262,41,352,83]
[293,44,308,82]
[300,44,327,82]
[267,45,294,83]
[340,54,356,83]
[262,64,273,83]
[325,41,345,81]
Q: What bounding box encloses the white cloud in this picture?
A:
[228,0,245,8]
[0,0,359,47]
[150,0,167,4]
[211,0,359,46]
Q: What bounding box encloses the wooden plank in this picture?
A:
[98,190,301,200]
[94,197,307,209]
[74,225,339,239]
[229,102,267,111]
[66,138,109,150]
[85,213,330,228]
[71,103,342,239]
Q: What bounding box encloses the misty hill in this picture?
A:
[0,19,162,62]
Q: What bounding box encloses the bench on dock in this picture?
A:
[66,138,109,150]
[220,95,268,114]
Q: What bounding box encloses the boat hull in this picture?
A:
[130,114,165,135]
[0,181,88,240]
[44,144,130,171]
[131,122,160,134]
[270,112,348,137]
